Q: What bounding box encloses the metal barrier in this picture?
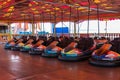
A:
[0,33,120,42]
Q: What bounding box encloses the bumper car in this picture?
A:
[4,42,16,49]
[11,37,27,51]
[58,38,95,61]
[5,36,26,50]
[29,45,46,55]
[29,36,57,55]
[58,46,95,61]
[11,43,25,51]
[20,44,33,52]
[58,42,79,61]
[29,40,45,55]
[20,38,35,52]
[89,44,120,67]
[42,41,62,57]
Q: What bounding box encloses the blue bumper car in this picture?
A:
[42,41,62,58]
[11,43,25,51]
[89,44,120,67]
[4,42,15,49]
[58,38,95,61]
[29,40,44,55]
[20,44,32,52]
[29,47,43,55]
[58,47,94,61]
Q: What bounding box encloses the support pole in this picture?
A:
[39,14,42,35]
[32,14,35,35]
[53,23,56,37]
[49,12,52,36]
[69,6,72,37]
[74,22,76,37]
[35,23,37,34]
[29,15,32,33]
[8,22,12,40]
[77,7,80,37]
[54,7,57,37]
[42,12,45,36]
[87,0,90,37]
[51,23,56,37]
[97,4,100,37]
[105,20,107,34]
[61,10,64,36]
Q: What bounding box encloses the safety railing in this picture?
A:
[0,33,120,42]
